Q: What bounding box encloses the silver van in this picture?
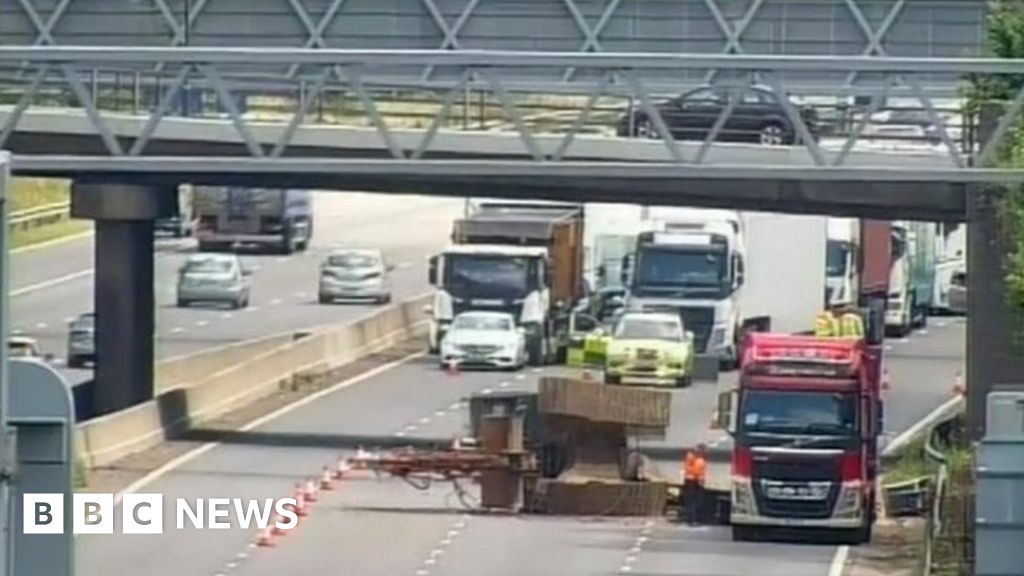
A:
[176,254,252,309]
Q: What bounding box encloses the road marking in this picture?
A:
[270,298,283,306]
[274,257,287,263]
[11,269,93,297]
[624,556,637,564]
[919,329,929,335]
[434,410,446,417]
[114,351,425,505]
[828,546,850,576]
[481,388,493,395]
[35,322,47,329]
[245,306,259,313]
[404,424,418,432]
[397,262,413,269]
[531,368,542,374]
[499,381,510,388]
[415,570,429,576]
[63,316,75,323]
[220,312,234,320]
[884,345,893,351]
[897,338,909,344]
[294,292,309,299]
[171,327,185,334]
[418,417,431,424]
[936,320,948,328]
[515,374,526,380]
[195,320,209,327]
[439,538,452,546]
[424,558,437,566]
[449,402,461,410]
[394,431,407,437]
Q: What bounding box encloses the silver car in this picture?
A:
[318,249,394,304]
[176,253,252,309]
[67,312,96,368]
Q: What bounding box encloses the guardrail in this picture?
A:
[74,293,431,469]
[9,201,70,231]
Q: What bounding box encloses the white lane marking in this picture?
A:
[619,567,632,573]
[418,417,431,424]
[919,329,929,335]
[245,306,259,313]
[274,257,287,263]
[624,556,637,564]
[434,410,446,417]
[195,320,209,327]
[531,368,542,374]
[416,570,430,576]
[424,558,437,566]
[515,374,526,380]
[430,549,444,557]
[499,381,510,388]
[270,298,283,306]
[220,312,234,320]
[439,538,452,546]
[404,424,418,432]
[35,322,47,329]
[481,388,493,395]
[63,316,75,323]
[236,552,248,560]
[884,345,893,351]
[294,292,309,299]
[11,269,93,297]
[629,546,642,554]
[447,529,460,537]
[449,402,461,410]
[114,352,425,505]
[827,546,850,576]
[394,431,407,437]
[224,562,238,570]
[170,327,185,334]
[897,338,909,344]
[936,320,948,328]
[397,262,413,269]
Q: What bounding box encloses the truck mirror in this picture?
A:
[716,390,738,434]
[427,256,438,286]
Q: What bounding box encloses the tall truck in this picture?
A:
[718,332,883,544]
[194,187,313,254]
[885,220,938,336]
[621,208,827,368]
[932,222,966,315]
[427,203,585,365]
[826,218,860,308]
[155,184,198,238]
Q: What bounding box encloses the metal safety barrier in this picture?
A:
[8,200,69,230]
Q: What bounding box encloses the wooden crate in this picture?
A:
[537,377,670,428]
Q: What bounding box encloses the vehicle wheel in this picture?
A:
[604,372,621,385]
[176,298,189,308]
[675,374,692,388]
[731,525,756,542]
[379,294,392,305]
[230,299,242,310]
[318,293,331,305]
[758,122,787,146]
[636,118,660,139]
[67,356,82,369]
[526,333,545,366]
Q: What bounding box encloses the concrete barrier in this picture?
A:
[155,331,301,393]
[76,294,432,468]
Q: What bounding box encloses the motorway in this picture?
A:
[74,311,964,575]
[9,192,465,385]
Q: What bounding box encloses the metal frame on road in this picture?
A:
[0,49,1023,182]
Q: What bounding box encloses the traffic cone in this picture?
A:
[354,446,370,470]
[292,483,308,518]
[953,372,966,397]
[304,478,319,503]
[256,525,276,547]
[445,359,460,376]
[271,514,287,536]
[320,466,335,490]
[334,457,350,480]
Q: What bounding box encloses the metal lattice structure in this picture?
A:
[0,0,987,92]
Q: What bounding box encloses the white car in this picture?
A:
[440,311,527,370]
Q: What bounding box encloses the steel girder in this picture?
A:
[0,48,1021,186]
[1,0,986,91]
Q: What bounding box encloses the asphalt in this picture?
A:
[73,313,964,576]
[9,192,464,385]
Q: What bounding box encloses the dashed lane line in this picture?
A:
[11,269,93,297]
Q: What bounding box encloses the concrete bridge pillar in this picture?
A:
[71,183,176,416]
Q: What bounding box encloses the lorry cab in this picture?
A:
[719,332,882,544]
[886,221,937,336]
[826,218,859,308]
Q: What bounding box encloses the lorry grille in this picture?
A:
[751,455,841,519]
[453,300,523,321]
[678,307,715,353]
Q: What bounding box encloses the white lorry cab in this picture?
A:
[826,217,860,309]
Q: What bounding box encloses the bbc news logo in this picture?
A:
[23,494,299,534]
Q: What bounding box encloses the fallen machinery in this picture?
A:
[349,376,703,517]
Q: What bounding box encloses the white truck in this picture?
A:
[582,203,648,293]
[826,217,860,308]
[622,208,827,368]
[886,221,938,336]
[932,222,966,315]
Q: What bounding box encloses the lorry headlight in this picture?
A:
[732,480,755,514]
[835,485,862,517]
[711,327,726,347]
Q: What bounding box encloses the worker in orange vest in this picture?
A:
[681,443,708,526]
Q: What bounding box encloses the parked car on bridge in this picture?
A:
[67,312,96,368]
[617,85,819,146]
[318,248,394,304]
[440,311,527,371]
[176,253,252,309]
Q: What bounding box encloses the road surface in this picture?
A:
[77,316,963,575]
[9,192,464,385]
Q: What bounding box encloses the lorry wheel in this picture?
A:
[604,372,621,385]
[527,334,545,366]
[675,375,692,388]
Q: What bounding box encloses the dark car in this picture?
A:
[617,85,819,146]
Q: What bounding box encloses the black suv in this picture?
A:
[617,85,819,146]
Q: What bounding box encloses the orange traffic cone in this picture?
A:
[445,359,460,376]
[334,457,350,480]
[271,514,287,536]
[953,372,966,397]
[304,478,318,503]
[256,525,276,547]
[320,466,335,490]
[292,483,308,517]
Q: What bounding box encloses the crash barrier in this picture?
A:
[75,294,432,468]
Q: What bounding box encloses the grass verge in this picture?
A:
[10,177,71,212]
[10,219,91,249]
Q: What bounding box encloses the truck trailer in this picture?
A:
[427,203,585,365]
[885,220,938,336]
[621,208,827,368]
[194,187,314,254]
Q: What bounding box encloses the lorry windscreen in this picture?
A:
[444,254,537,299]
[739,389,858,438]
[826,241,849,278]
[634,246,728,293]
